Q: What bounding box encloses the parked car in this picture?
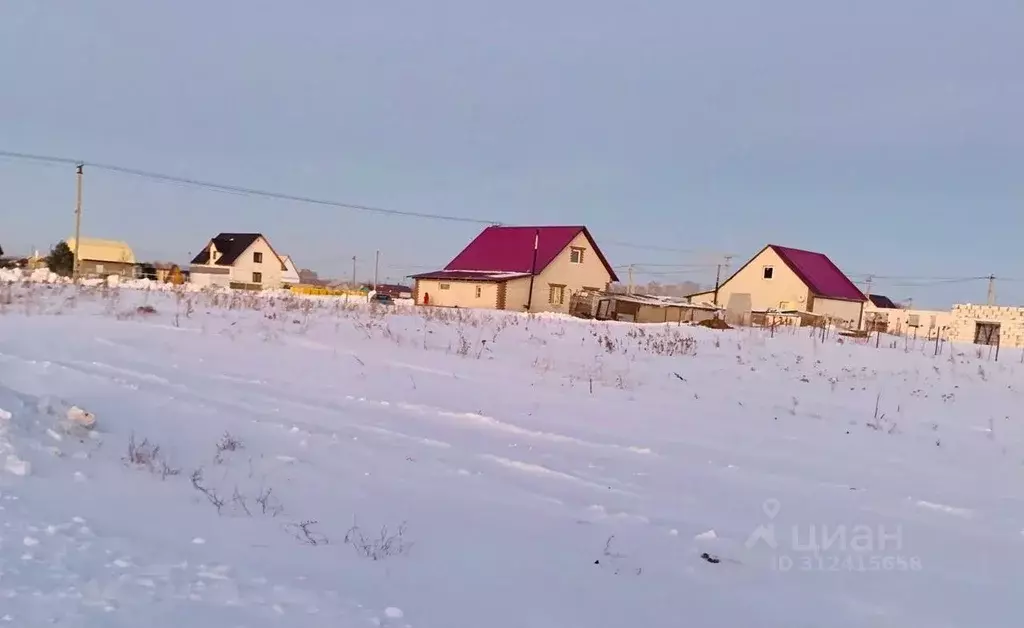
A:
[370,293,394,305]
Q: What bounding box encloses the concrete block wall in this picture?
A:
[948,304,1024,347]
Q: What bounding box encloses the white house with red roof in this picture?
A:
[688,244,867,328]
[410,226,618,312]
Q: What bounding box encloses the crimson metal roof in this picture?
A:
[770,245,864,301]
[417,225,618,282]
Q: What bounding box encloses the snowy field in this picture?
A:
[0,282,1021,627]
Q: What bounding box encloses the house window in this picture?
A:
[95,264,105,274]
[439,283,451,290]
[549,284,565,305]
[762,266,774,279]
[252,272,263,283]
[253,252,263,263]
[475,285,482,298]
[569,247,585,264]
[907,314,920,327]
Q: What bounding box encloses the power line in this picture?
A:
[881,278,988,288]
[0,149,743,258]
[3,150,1007,289]
[612,262,718,269]
[0,150,501,226]
[845,272,989,282]
[0,150,81,167]
[602,239,737,257]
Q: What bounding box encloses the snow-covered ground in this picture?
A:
[0,282,1021,627]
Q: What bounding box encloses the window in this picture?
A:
[252,272,263,283]
[907,314,920,327]
[762,266,774,280]
[439,283,451,290]
[549,284,565,305]
[95,264,105,274]
[253,252,263,263]
[974,322,1000,346]
[569,247,585,264]
[475,285,482,298]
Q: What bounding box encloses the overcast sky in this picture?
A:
[2,1,1022,305]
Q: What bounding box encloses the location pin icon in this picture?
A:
[762,498,781,520]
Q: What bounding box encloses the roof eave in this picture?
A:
[812,293,867,303]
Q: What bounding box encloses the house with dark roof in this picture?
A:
[687,244,867,328]
[866,294,899,309]
[410,225,618,312]
[188,233,288,290]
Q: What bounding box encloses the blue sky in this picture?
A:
[2,1,1022,306]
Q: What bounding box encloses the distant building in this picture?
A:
[188,233,288,290]
[65,237,137,278]
[688,244,867,329]
[410,225,618,312]
[367,283,412,299]
[297,268,321,285]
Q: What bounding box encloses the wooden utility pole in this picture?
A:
[525,229,540,312]
[987,274,996,305]
[373,250,380,290]
[712,254,733,306]
[712,263,722,306]
[72,164,84,280]
[864,274,873,297]
[351,255,357,287]
[627,264,634,294]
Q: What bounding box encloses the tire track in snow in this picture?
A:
[2,343,665,550]
[387,400,654,455]
[33,351,654,458]
[477,454,636,495]
[5,355,453,457]
[0,349,652,510]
